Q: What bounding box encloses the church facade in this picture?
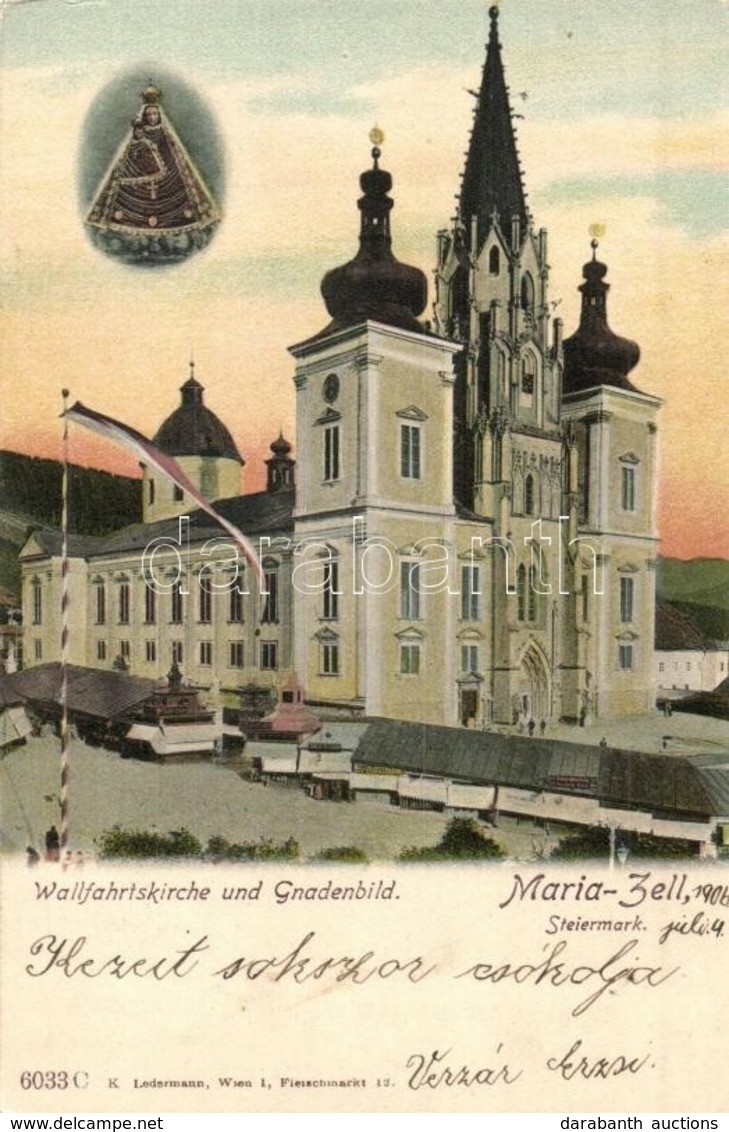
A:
[21,6,660,727]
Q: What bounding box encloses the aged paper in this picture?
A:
[1,860,728,1113]
[1,0,727,1116]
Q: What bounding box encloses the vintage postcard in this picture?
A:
[1,0,727,1116]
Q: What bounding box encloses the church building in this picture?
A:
[21,6,660,727]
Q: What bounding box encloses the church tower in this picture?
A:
[289,140,461,722]
[434,4,563,518]
[142,363,244,522]
[560,242,661,718]
[435,5,565,725]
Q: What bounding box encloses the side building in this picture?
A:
[21,374,298,704]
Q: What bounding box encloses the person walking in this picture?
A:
[45,825,60,862]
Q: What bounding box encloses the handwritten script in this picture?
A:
[24,930,679,1018]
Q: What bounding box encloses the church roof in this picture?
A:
[458,5,529,245]
[153,366,243,463]
[20,487,295,561]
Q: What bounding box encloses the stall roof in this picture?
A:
[0,664,156,720]
[354,719,729,820]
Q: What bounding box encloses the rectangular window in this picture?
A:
[199,583,212,624]
[324,425,340,482]
[229,641,245,668]
[619,576,635,623]
[97,640,106,661]
[171,584,183,624]
[400,643,421,675]
[34,639,43,661]
[581,578,590,623]
[262,570,279,623]
[199,641,213,666]
[148,480,155,505]
[400,561,421,620]
[229,586,244,623]
[144,585,156,625]
[400,424,421,480]
[461,565,480,621]
[145,640,156,663]
[461,644,479,674]
[171,641,184,665]
[621,466,636,512]
[260,641,278,671]
[659,662,665,673]
[119,640,131,660]
[173,485,184,502]
[32,580,42,625]
[321,642,340,676]
[95,585,106,625]
[322,559,340,620]
[118,582,130,625]
[618,644,634,670]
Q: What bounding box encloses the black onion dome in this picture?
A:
[269,432,292,456]
[319,147,428,336]
[563,242,641,394]
[153,370,243,463]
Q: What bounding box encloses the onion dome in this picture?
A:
[266,431,295,492]
[319,144,428,336]
[269,433,292,457]
[153,364,243,463]
[563,241,641,394]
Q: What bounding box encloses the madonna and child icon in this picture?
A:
[85,82,221,266]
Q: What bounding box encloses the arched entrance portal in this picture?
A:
[517,644,551,723]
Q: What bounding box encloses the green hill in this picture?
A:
[656,556,729,643]
[0,451,142,600]
[656,557,729,611]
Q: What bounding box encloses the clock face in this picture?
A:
[323,373,340,403]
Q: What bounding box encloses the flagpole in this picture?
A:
[60,388,71,854]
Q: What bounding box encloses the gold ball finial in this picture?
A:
[369,126,385,147]
[589,223,606,239]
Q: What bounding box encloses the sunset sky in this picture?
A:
[1,0,726,559]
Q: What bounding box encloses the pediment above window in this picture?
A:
[616,629,639,641]
[396,405,429,422]
[314,626,339,643]
[619,451,640,465]
[395,627,426,642]
[457,627,484,641]
[315,407,342,425]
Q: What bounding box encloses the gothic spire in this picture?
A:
[458,5,529,247]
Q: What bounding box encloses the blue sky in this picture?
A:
[3,0,727,121]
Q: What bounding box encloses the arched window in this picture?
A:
[527,565,538,621]
[520,272,535,316]
[524,474,535,516]
[517,565,526,621]
[489,246,500,275]
[521,357,535,396]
